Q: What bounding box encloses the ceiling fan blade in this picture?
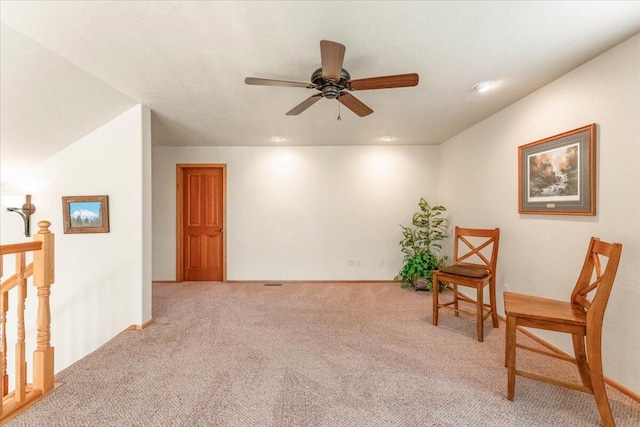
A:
[245,77,316,89]
[320,40,346,82]
[338,92,373,117]
[346,73,419,91]
[286,94,323,116]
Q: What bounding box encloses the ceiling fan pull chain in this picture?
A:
[337,100,342,121]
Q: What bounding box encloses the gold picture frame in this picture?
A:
[518,124,596,215]
[62,195,110,234]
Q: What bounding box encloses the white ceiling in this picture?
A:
[1,1,639,182]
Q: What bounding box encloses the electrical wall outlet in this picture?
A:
[348,258,355,267]
[355,258,361,266]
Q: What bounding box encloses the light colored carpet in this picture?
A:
[6,282,640,426]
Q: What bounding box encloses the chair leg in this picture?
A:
[432,274,439,326]
[504,320,509,368]
[453,284,459,316]
[477,284,484,342]
[572,334,593,390]
[506,315,516,400]
[489,278,499,328]
[586,331,615,427]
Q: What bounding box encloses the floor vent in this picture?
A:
[264,283,282,287]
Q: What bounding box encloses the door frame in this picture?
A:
[176,163,227,282]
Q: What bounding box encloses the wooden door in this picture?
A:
[179,165,225,281]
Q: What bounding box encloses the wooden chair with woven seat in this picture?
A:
[432,227,500,342]
[504,237,623,427]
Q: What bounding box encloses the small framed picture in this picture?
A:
[518,124,596,216]
[62,195,110,234]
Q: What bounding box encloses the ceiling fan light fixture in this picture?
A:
[271,136,284,142]
[381,135,395,141]
[322,85,340,99]
[473,80,497,93]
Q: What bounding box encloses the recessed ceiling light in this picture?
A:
[472,80,497,93]
[381,135,395,141]
[271,136,284,142]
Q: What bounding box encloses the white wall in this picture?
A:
[153,145,440,281]
[437,34,640,393]
[0,104,152,374]
[141,105,153,323]
[0,22,137,184]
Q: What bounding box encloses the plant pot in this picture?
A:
[411,277,430,291]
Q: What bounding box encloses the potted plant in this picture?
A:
[395,198,448,291]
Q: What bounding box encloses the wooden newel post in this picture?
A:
[32,221,55,393]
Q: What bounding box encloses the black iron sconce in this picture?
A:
[5,194,36,237]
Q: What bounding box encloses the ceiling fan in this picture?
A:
[245,40,419,117]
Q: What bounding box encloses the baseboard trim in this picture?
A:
[127,318,154,331]
[155,280,399,284]
[225,280,399,284]
[498,315,640,403]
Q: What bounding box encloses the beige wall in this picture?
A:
[152,145,440,281]
[437,34,640,392]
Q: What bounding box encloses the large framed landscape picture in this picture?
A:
[62,195,110,234]
[518,124,596,216]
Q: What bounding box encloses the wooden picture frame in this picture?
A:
[518,124,596,216]
[62,195,110,234]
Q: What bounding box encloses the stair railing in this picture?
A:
[0,221,55,422]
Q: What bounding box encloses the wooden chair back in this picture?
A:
[571,237,623,328]
[452,227,501,274]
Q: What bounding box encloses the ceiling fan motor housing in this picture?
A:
[311,67,351,99]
